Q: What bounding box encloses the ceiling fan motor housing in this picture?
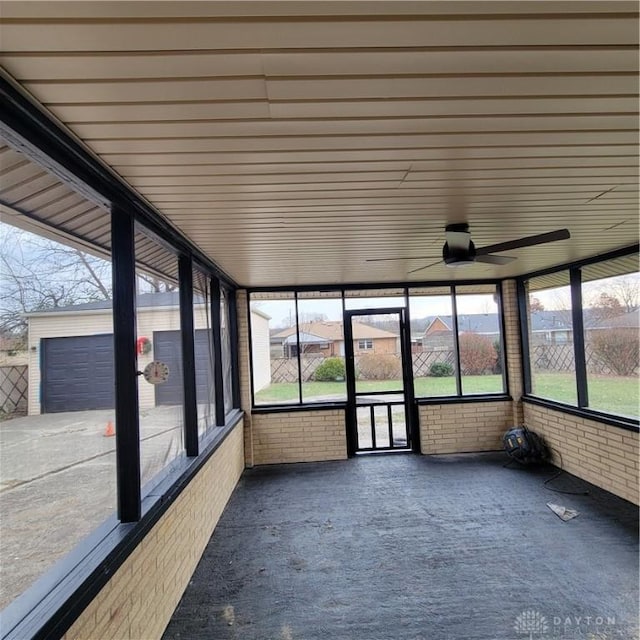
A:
[443,239,476,266]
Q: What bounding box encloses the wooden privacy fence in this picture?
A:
[0,365,28,417]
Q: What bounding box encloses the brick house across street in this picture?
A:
[271,320,399,358]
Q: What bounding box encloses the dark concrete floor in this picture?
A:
[162,453,639,640]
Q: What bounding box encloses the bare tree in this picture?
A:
[604,275,639,313]
[298,311,328,324]
[0,225,112,340]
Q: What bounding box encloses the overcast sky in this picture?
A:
[252,293,499,328]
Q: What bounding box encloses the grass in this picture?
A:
[255,372,639,418]
[532,371,639,419]
[255,375,503,403]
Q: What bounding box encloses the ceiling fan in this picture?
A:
[367,223,570,273]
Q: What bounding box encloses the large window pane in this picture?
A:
[581,260,639,419]
[0,222,116,608]
[456,286,505,395]
[135,229,184,487]
[526,273,576,405]
[297,293,346,403]
[221,287,233,415]
[250,293,299,405]
[409,287,457,397]
[193,269,217,438]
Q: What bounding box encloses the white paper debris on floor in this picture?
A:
[547,502,579,522]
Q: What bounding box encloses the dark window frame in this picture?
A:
[517,245,640,431]
[2,213,242,640]
[248,284,509,410]
[0,73,241,640]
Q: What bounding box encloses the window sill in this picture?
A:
[416,394,512,405]
[251,395,513,412]
[252,402,347,414]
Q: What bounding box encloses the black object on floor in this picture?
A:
[162,453,639,640]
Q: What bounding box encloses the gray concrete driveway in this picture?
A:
[0,406,186,610]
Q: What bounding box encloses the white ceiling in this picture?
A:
[1,1,638,287]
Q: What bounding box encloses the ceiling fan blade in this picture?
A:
[366,255,441,263]
[475,254,517,265]
[408,259,443,274]
[445,231,470,251]
[476,228,570,255]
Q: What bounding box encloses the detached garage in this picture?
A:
[26,293,201,415]
[153,329,214,406]
[26,294,269,415]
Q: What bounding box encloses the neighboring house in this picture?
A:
[421,311,580,347]
[422,317,457,350]
[587,308,639,334]
[422,314,502,350]
[271,321,399,358]
[528,311,574,345]
[410,334,424,354]
[24,292,263,415]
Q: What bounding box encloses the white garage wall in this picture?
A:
[250,309,271,393]
[27,304,214,415]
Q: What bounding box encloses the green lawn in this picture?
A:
[255,372,639,419]
[532,371,639,419]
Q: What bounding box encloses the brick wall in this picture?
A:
[236,290,255,467]
[420,401,513,454]
[524,403,639,505]
[62,421,245,640]
[252,410,347,465]
[501,279,524,425]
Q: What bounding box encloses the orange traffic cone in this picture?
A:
[104,420,115,437]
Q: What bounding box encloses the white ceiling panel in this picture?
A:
[1,1,638,287]
[265,75,637,101]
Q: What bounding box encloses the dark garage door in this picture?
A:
[153,330,213,406]
[42,334,115,413]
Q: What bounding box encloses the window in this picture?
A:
[220,287,234,415]
[250,286,507,406]
[192,268,217,438]
[525,272,576,405]
[0,221,116,609]
[250,293,299,405]
[523,254,639,424]
[456,285,505,395]
[581,257,639,420]
[408,285,506,398]
[298,292,346,403]
[409,287,458,397]
[135,228,185,487]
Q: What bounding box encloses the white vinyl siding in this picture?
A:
[27,304,215,415]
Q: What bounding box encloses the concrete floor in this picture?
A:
[163,453,639,640]
[0,406,223,609]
